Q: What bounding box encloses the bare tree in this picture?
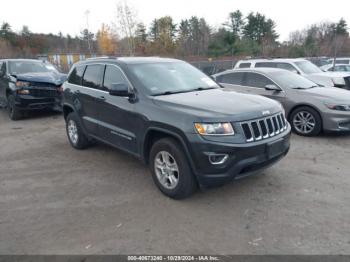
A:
[115,0,138,56]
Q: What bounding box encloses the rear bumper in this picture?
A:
[322,110,350,132]
[14,95,62,111]
[187,126,291,187]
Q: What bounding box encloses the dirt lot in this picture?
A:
[0,109,350,255]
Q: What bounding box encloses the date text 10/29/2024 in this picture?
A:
[127,256,220,261]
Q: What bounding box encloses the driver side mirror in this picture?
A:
[265,84,281,91]
[109,83,132,97]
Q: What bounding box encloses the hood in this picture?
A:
[14,72,67,86]
[152,88,282,121]
[298,87,350,103]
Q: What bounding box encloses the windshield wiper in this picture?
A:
[191,87,216,91]
[153,87,216,96]
[153,90,191,96]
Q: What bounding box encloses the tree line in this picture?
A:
[1,2,349,60]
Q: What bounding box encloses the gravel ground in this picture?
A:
[0,110,350,255]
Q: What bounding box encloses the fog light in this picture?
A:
[208,153,229,165]
[17,89,30,95]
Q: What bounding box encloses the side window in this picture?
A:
[245,73,274,89]
[336,59,350,64]
[68,65,85,85]
[255,62,276,68]
[0,62,3,76]
[238,63,251,68]
[276,63,298,73]
[82,64,105,89]
[217,72,244,85]
[103,65,128,90]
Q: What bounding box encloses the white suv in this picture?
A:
[234,58,350,90]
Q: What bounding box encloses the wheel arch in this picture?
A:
[288,104,323,129]
[63,103,75,120]
[142,128,195,171]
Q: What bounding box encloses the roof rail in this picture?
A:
[86,56,118,60]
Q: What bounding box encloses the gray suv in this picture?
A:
[213,68,350,136]
[62,57,291,199]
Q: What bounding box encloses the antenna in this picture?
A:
[84,10,92,56]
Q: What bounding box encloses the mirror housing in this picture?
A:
[109,83,132,97]
[265,84,281,91]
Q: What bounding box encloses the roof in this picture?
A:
[82,56,182,65]
[238,58,307,63]
[0,59,44,63]
[214,67,287,76]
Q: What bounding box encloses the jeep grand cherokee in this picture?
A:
[62,57,291,199]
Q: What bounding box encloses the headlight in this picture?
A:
[16,81,30,88]
[325,103,350,111]
[195,122,234,136]
[332,77,346,86]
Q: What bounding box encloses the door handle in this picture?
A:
[97,96,106,101]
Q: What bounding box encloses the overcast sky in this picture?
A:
[1,0,349,41]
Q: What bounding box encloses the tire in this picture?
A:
[66,112,91,149]
[7,95,22,121]
[290,106,322,136]
[149,138,197,199]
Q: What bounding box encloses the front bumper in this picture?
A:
[322,110,350,132]
[187,126,291,187]
[14,95,62,111]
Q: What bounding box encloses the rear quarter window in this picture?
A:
[238,63,251,68]
[68,65,85,85]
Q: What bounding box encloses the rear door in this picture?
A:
[78,64,105,136]
[216,72,249,93]
[97,64,138,155]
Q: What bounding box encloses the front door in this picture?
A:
[243,72,286,105]
[97,64,138,155]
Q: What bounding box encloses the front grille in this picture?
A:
[29,88,61,98]
[241,113,288,142]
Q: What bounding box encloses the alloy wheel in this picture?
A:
[154,151,180,190]
[68,120,79,145]
[292,111,316,135]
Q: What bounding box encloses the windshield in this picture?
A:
[271,71,318,89]
[9,61,57,75]
[128,62,220,95]
[295,61,322,74]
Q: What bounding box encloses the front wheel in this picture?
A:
[149,138,197,199]
[290,107,322,136]
[7,95,22,121]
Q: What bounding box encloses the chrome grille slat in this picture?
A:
[240,113,288,142]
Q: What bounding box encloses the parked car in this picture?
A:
[213,68,350,136]
[326,57,350,65]
[0,59,66,120]
[62,57,291,199]
[234,58,350,90]
[320,64,350,72]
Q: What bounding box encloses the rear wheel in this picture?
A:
[66,112,91,149]
[7,95,22,121]
[290,107,322,136]
[150,138,197,199]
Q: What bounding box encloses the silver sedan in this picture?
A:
[213,68,350,136]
